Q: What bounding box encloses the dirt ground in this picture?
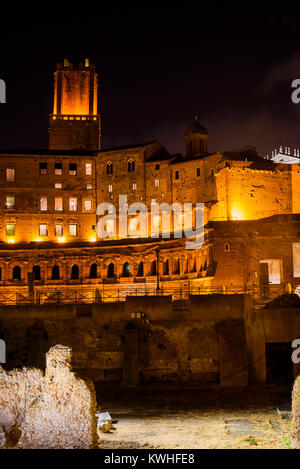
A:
[96,383,293,450]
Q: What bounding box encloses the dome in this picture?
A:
[185,115,209,136]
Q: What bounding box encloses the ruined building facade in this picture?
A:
[0,59,300,298]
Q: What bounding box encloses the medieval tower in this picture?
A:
[49,58,101,151]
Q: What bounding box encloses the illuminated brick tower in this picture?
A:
[49,58,100,150]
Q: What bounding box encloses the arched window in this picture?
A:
[137,261,144,277]
[33,265,41,281]
[163,260,169,276]
[106,161,113,175]
[174,259,180,275]
[90,263,98,279]
[122,262,130,278]
[52,265,60,280]
[150,260,157,276]
[107,263,115,279]
[175,171,180,180]
[71,264,79,280]
[13,265,21,281]
[128,159,135,172]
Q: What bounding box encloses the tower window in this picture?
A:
[128,159,135,172]
[225,243,230,253]
[6,168,15,182]
[197,168,201,177]
[155,180,160,187]
[155,164,160,171]
[175,171,180,180]
[39,163,47,175]
[189,141,193,154]
[133,183,137,191]
[108,185,113,193]
[55,163,63,175]
[106,162,113,175]
[69,163,77,176]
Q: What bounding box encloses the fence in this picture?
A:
[0,284,292,308]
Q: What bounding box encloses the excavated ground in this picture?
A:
[96,383,293,449]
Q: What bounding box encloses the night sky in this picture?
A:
[1,4,300,156]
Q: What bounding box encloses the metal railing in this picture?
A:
[0,284,292,307]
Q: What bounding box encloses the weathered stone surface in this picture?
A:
[0,345,98,449]
[291,376,300,448]
[0,427,6,448]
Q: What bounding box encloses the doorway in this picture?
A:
[266,342,294,385]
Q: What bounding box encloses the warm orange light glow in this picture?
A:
[231,205,245,221]
[35,238,42,242]
[8,238,15,244]
[58,237,66,244]
[89,237,97,243]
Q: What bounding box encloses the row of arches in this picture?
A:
[4,256,198,282]
[106,259,176,279]
[10,264,99,281]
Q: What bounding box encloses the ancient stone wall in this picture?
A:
[0,295,249,385]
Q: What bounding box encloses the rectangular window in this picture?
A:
[55,224,63,237]
[40,197,48,211]
[39,163,47,175]
[55,183,62,189]
[69,198,77,211]
[55,163,63,175]
[151,199,156,205]
[55,197,63,211]
[87,184,93,190]
[155,180,160,188]
[39,224,48,237]
[6,168,15,182]
[197,168,201,177]
[5,196,15,209]
[85,163,92,175]
[84,200,92,211]
[108,204,114,215]
[69,163,77,176]
[293,243,300,277]
[133,183,137,191]
[108,185,113,193]
[6,224,15,236]
[69,224,78,237]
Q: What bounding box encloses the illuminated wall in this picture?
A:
[214,166,292,221]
